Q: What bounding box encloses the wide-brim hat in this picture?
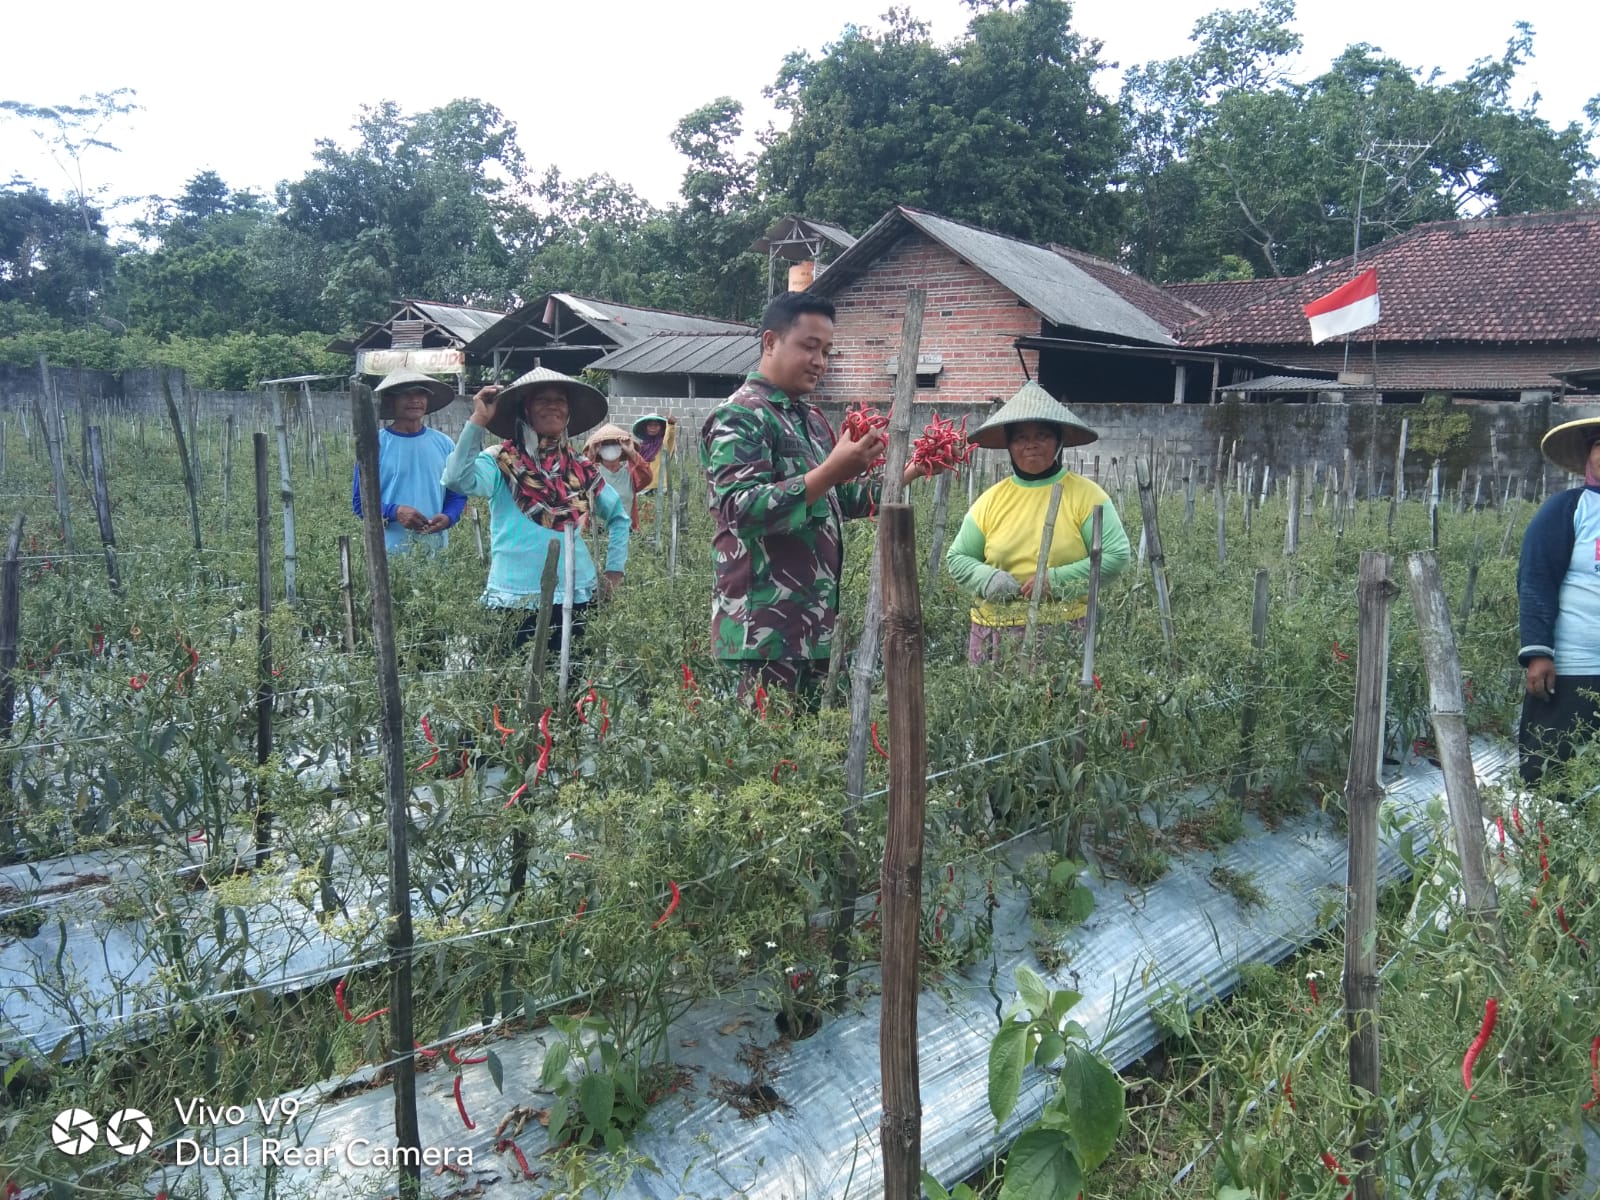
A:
[374,370,455,418]
[1540,416,1600,475]
[968,381,1099,451]
[489,367,608,440]
[631,413,668,437]
[585,422,635,451]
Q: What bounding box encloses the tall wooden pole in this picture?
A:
[924,468,955,590]
[0,515,24,859]
[34,391,74,554]
[1344,551,1394,1200]
[350,383,422,1199]
[558,527,576,703]
[86,427,120,594]
[270,388,299,605]
[163,372,202,552]
[1404,552,1506,951]
[338,535,357,654]
[877,503,926,1200]
[222,416,234,537]
[253,436,275,867]
[1230,570,1270,798]
[1136,457,1176,649]
[1021,482,1064,661]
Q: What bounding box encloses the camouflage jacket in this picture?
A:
[701,375,877,661]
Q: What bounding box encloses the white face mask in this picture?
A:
[599,444,624,462]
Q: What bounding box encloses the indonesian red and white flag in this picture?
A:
[1303,268,1380,344]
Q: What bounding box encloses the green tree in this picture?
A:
[0,89,139,235]
[761,0,1121,250]
[0,181,118,318]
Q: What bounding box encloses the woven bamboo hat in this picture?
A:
[631,413,669,437]
[489,367,608,440]
[968,381,1099,451]
[373,370,455,418]
[1539,415,1600,475]
[584,423,635,451]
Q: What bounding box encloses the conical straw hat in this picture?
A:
[373,369,456,418]
[489,367,609,440]
[1539,415,1600,475]
[585,423,635,451]
[968,381,1099,451]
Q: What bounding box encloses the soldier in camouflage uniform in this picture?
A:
[701,291,929,709]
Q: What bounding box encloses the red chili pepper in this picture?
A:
[871,722,890,760]
[175,641,199,691]
[539,707,552,744]
[1557,905,1590,954]
[413,1041,438,1059]
[335,978,353,1022]
[1494,815,1506,861]
[353,1006,388,1025]
[565,852,591,861]
[187,831,206,843]
[493,704,515,743]
[418,716,440,771]
[911,413,973,474]
[1582,1035,1599,1111]
[1512,806,1525,836]
[533,742,550,785]
[92,626,104,656]
[453,1075,475,1129]
[934,905,946,942]
[1320,1151,1351,1189]
[448,1045,489,1066]
[1331,641,1350,662]
[1462,997,1499,1096]
[946,865,955,884]
[1306,976,1321,1007]
[652,880,681,929]
[1092,673,1102,691]
[1282,1073,1294,1111]
[129,673,148,691]
[789,970,814,992]
[446,749,471,779]
[771,759,797,783]
[502,783,528,810]
[563,896,587,934]
[598,698,610,738]
[498,1137,533,1178]
[754,683,768,721]
[680,664,698,692]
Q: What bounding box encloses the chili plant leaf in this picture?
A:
[579,1070,615,1134]
[998,1128,1082,1200]
[988,1018,1030,1127]
[1015,965,1051,1018]
[539,1041,570,1090]
[485,1050,504,1093]
[1058,1044,1124,1172]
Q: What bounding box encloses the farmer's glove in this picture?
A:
[982,571,1022,601]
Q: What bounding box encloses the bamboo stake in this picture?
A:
[1230,570,1270,798]
[270,387,298,605]
[338,535,357,654]
[1284,470,1300,557]
[924,468,955,590]
[523,543,562,712]
[34,391,74,553]
[877,503,926,1200]
[1215,476,1227,565]
[162,373,201,552]
[1022,482,1064,661]
[1136,457,1175,648]
[1405,552,1507,951]
[1344,550,1395,1200]
[1075,505,1104,775]
[253,434,275,870]
[222,416,234,537]
[472,504,485,561]
[1458,530,1482,626]
[0,515,23,858]
[86,427,119,594]
[351,384,423,1199]
[558,526,576,703]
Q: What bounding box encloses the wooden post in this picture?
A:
[1284,470,1300,558]
[558,526,576,703]
[1405,552,1507,948]
[253,435,275,868]
[1230,570,1270,798]
[163,372,202,552]
[1458,530,1482,625]
[1183,460,1196,527]
[877,503,926,1200]
[1021,482,1064,661]
[1136,457,1175,648]
[1344,551,1395,1200]
[1387,418,1408,536]
[338,535,357,654]
[524,544,562,711]
[87,427,120,594]
[350,384,423,1199]
[472,504,485,562]
[669,463,684,579]
[1215,475,1227,565]
[835,287,926,1005]
[1075,506,1104,772]
[0,516,23,858]
[923,468,955,590]
[34,391,74,553]
[270,388,299,605]
[187,383,202,487]
[222,416,234,537]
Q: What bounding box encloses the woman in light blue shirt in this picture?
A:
[442,367,629,657]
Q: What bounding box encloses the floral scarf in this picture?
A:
[493,431,603,531]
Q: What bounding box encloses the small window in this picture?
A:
[915,373,939,389]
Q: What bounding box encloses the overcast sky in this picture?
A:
[3,0,1595,231]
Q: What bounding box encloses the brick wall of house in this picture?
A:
[813,230,1043,411]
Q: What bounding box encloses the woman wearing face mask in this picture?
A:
[441,368,630,657]
[584,424,654,529]
[945,382,1131,665]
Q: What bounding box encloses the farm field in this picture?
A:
[0,397,1596,1200]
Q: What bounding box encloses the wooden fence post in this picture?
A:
[253,435,275,868]
[338,535,357,654]
[163,372,202,552]
[1022,482,1064,661]
[1230,570,1270,799]
[1404,552,1507,950]
[1344,551,1395,1200]
[350,383,423,1200]
[222,416,234,537]
[1284,470,1300,558]
[270,388,299,605]
[1074,505,1104,793]
[877,502,926,1200]
[924,468,955,590]
[34,390,74,554]
[1136,457,1176,648]
[87,427,120,594]
[0,516,24,858]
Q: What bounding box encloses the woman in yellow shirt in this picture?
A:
[946,382,1131,664]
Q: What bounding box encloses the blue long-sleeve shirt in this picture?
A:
[441,422,629,608]
[352,426,466,554]
[1517,484,1600,672]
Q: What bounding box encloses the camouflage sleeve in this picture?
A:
[702,403,816,539]
[833,480,880,520]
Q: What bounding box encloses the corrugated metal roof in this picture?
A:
[1222,374,1345,393]
[751,215,858,259]
[406,300,505,342]
[810,207,1178,347]
[466,295,754,355]
[591,331,760,377]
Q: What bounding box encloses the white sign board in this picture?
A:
[357,348,466,375]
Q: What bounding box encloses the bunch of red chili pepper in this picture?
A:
[841,403,889,468]
[910,412,972,474]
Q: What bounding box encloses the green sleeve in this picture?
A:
[1046,503,1131,593]
[945,512,996,596]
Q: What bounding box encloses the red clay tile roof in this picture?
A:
[1230,342,1600,394]
[1179,211,1600,347]
[1048,245,1206,335]
[1162,279,1284,317]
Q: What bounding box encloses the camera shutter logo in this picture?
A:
[50,1109,99,1156]
[105,1108,154,1155]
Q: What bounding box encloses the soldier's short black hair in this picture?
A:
[760,291,836,336]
